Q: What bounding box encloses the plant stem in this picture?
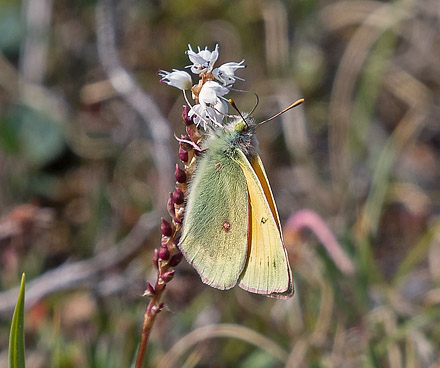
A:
[134,105,201,368]
[135,294,162,367]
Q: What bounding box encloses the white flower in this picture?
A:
[189,82,229,129]
[198,81,229,106]
[188,100,228,130]
[186,44,219,74]
[195,81,229,128]
[213,60,246,87]
[159,44,247,129]
[188,104,210,129]
[158,69,192,90]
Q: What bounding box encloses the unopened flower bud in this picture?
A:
[161,218,173,237]
[143,282,155,297]
[172,188,184,205]
[158,70,192,90]
[161,270,175,283]
[158,246,170,260]
[178,146,189,162]
[169,251,183,267]
[182,105,193,126]
[175,164,187,183]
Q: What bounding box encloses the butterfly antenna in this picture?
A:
[249,92,259,116]
[229,89,260,116]
[258,98,304,126]
[228,98,249,128]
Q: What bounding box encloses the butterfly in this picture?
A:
[179,99,303,298]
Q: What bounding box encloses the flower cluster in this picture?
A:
[158,44,245,129]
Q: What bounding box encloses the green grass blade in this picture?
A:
[9,273,26,368]
[393,219,440,285]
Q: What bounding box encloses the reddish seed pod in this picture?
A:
[178,146,189,162]
[168,251,183,267]
[161,218,173,237]
[158,246,170,260]
[172,188,184,205]
[145,282,155,297]
[182,105,193,126]
[175,164,187,183]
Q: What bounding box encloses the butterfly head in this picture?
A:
[234,120,247,133]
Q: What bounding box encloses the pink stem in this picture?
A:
[285,209,355,275]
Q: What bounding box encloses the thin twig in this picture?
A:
[135,282,167,367]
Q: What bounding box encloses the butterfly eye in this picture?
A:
[234,121,246,132]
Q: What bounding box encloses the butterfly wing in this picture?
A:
[179,149,249,290]
[234,151,294,298]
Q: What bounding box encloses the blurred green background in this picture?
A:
[1,0,439,366]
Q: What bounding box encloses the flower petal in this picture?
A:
[199,81,229,108]
[185,44,219,74]
[158,69,192,90]
[213,60,246,86]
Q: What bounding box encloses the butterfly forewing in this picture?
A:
[234,150,294,298]
[179,149,249,290]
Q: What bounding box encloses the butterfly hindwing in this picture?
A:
[179,147,249,290]
[234,150,294,298]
